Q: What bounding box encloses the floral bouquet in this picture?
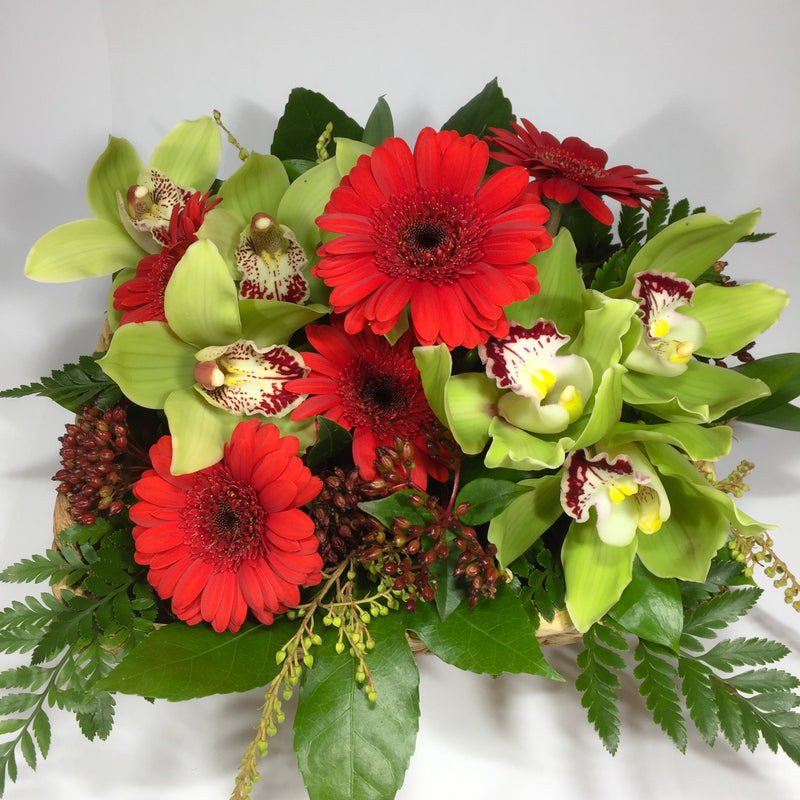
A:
[1,79,799,799]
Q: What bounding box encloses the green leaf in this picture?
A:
[99,620,298,700]
[31,709,51,759]
[441,78,513,138]
[700,638,790,672]
[19,729,36,770]
[362,96,394,146]
[454,478,529,526]
[358,490,434,530]
[25,218,146,282]
[272,88,363,162]
[681,587,762,647]
[678,655,719,744]
[426,547,467,622]
[294,614,419,800]
[75,691,115,740]
[608,560,683,652]
[737,402,800,431]
[633,641,687,751]
[726,668,800,694]
[0,551,71,586]
[576,624,627,754]
[406,584,561,680]
[731,353,800,417]
[305,417,353,471]
[86,135,143,224]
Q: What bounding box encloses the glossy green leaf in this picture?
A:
[562,520,637,632]
[163,240,242,348]
[731,353,800,416]
[407,584,562,679]
[294,615,419,800]
[305,417,352,471]
[485,418,568,471]
[359,489,434,529]
[277,157,341,255]
[25,218,146,282]
[605,421,732,462]
[488,473,563,568]
[608,559,683,652]
[444,372,500,454]
[99,621,295,699]
[738,402,800,431]
[165,388,242,474]
[622,360,769,423]
[684,282,789,358]
[504,229,585,337]
[608,209,761,299]
[440,77,513,138]
[362,96,394,146]
[97,322,194,408]
[454,478,530,525]
[272,88,363,162]
[239,299,328,346]
[86,135,143,224]
[217,152,290,222]
[413,344,452,426]
[148,116,221,191]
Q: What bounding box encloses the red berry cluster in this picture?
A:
[53,401,132,526]
[358,439,506,610]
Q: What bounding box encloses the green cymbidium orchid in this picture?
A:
[98,240,324,474]
[25,117,222,282]
[613,210,787,422]
[558,424,772,631]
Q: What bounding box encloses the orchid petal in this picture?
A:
[685,282,790,359]
[86,135,143,225]
[413,343,452,427]
[25,218,147,282]
[218,153,290,221]
[97,322,195,408]
[148,117,221,192]
[503,229,585,337]
[164,388,241,475]
[563,519,637,632]
[484,417,568,471]
[164,240,242,348]
[238,300,328,346]
[443,372,500,454]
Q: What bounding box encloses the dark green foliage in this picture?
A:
[440,78,513,139]
[575,624,628,754]
[519,539,566,623]
[575,567,800,767]
[271,88,363,162]
[0,529,157,794]
[0,356,121,413]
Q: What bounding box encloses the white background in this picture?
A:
[1,2,799,798]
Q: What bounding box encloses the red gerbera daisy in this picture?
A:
[314,127,551,349]
[113,190,221,325]
[486,119,663,225]
[286,324,449,489]
[129,419,323,633]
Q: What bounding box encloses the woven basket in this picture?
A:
[50,322,582,647]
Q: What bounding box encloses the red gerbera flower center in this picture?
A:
[540,148,608,182]
[339,349,422,438]
[373,189,483,286]
[183,466,266,569]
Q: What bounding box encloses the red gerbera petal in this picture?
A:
[486,119,663,225]
[288,323,451,488]
[129,419,323,633]
[314,127,551,349]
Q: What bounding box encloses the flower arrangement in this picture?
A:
[1,79,799,799]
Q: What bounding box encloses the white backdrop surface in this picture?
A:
[1,2,799,799]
